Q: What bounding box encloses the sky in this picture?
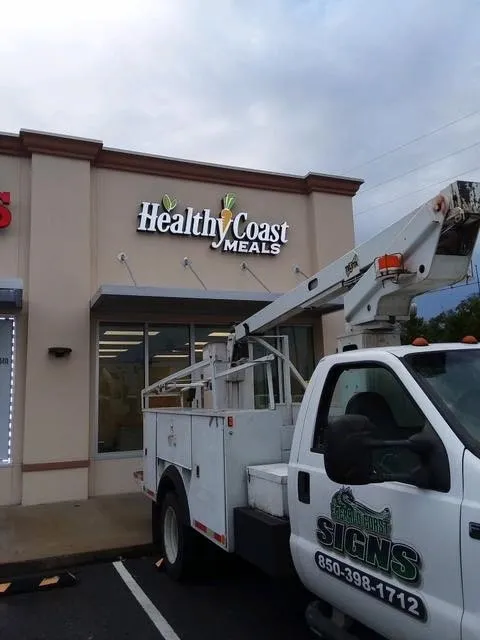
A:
[1,0,480,317]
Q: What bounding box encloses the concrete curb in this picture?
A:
[0,543,155,580]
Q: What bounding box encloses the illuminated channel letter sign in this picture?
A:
[0,193,12,230]
[136,192,289,255]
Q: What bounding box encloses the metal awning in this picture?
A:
[90,284,343,320]
[0,278,23,312]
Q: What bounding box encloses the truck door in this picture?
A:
[289,355,464,640]
[461,449,480,640]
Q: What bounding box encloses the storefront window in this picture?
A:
[96,321,315,455]
[253,335,281,408]
[280,325,315,402]
[97,323,146,453]
[251,326,315,406]
[193,325,231,362]
[147,325,190,408]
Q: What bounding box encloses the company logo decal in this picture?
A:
[137,192,289,256]
[345,252,359,278]
[316,488,420,584]
[314,488,426,622]
[0,192,12,230]
[331,485,392,536]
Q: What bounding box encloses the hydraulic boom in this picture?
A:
[229,181,480,357]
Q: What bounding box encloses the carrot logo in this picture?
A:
[220,193,236,232]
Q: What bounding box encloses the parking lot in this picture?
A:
[0,551,386,640]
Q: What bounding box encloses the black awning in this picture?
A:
[0,279,23,312]
[90,284,342,320]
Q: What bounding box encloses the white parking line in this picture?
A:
[113,561,181,640]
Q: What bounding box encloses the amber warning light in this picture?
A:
[412,337,429,347]
[375,253,404,277]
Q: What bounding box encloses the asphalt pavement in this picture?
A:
[0,551,385,639]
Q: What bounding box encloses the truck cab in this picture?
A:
[289,341,480,640]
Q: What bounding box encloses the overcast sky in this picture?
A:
[2,0,480,284]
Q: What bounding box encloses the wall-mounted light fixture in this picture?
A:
[116,251,138,286]
[182,257,208,290]
[292,264,309,279]
[240,262,271,292]
[48,346,72,358]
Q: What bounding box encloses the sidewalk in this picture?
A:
[0,493,154,578]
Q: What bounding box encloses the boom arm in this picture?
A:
[232,181,480,346]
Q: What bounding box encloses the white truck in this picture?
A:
[136,180,480,639]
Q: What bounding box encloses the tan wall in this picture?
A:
[0,468,17,505]
[22,469,88,506]
[309,192,356,355]
[21,154,92,505]
[0,157,30,504]
[89,457,142,496]
[0,155,30,279]
[0,146,357,506]
[93,169,315,294]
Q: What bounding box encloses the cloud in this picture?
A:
[1,0,480,251]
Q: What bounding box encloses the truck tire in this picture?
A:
[159,490,196,581]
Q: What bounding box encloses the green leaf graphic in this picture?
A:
[162,194,177,212]
[223,193,236,210]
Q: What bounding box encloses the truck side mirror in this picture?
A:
[324,414,377,485]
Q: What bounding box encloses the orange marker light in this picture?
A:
[461,335,478,344]
[375,253,404,276]
[412,337,429,346]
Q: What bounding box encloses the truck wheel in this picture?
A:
[159,491,195,581]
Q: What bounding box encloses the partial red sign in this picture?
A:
[0,192,12,229]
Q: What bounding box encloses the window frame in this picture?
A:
[93,320,198,459]
[310,360,430,455]
[93,320,148,459]
[0,316,16,466]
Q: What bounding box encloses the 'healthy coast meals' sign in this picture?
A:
[136,193,289,255]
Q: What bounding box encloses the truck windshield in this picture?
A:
[404,348,480,447]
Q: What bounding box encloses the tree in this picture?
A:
[400,307,430,344]
[401,294,480,344]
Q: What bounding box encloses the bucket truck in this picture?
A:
[137,181,480,639]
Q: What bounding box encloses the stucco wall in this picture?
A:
[0,131,361,506]
[0,156,30,504]
[309,191,356,353]
[92,169,315,294]
[0,155,31,280]
[89,457,142,496]
[21,154,92,505]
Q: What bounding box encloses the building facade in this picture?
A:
[0,129,362,506]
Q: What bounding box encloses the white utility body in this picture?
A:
[137,181,480,639]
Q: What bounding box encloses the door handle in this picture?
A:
[469,522,480,540]
[298,471,310,504]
